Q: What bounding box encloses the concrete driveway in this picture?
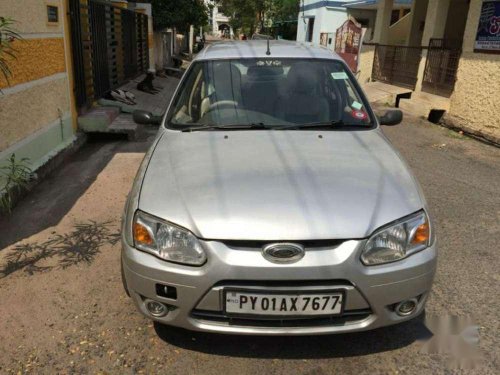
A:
[0,108,498,374]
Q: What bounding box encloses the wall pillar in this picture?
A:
[134,2,155,72]
[189,25,194,55]
[63,0,78,130]
[414,0,451,92]
[372,0,393,44]
[421,0,451,46]
[414,51,428,92]
[213,7,219,35]
[406,0,429,46]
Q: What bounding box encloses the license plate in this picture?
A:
[224,291,344,316]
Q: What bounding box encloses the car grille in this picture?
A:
[209,239,346,250]
[191,309,372,328]
[211,279,355,288]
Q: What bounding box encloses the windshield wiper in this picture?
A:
[181,122,271,132]
[278,120,346,130]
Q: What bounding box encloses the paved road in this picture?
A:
[0,108,498,374]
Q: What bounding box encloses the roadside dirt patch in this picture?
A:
[0,151,166,374]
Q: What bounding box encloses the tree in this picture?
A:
[267,0,299,23]
[267,0,299,39]
[151,0,208,32]
[218,0,267,36]
[217,0,299,37]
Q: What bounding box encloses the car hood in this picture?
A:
[139,129,424,240]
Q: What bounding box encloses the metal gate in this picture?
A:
[69,0,149,110]
[422,39,461,98]
[371,45,423,90]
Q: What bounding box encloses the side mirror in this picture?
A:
[133,110,161,126]
[378,109,403,126]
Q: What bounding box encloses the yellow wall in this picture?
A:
[0,39,66,89]
[358,45,376,84]
[448,0,500,140]
[0,0,68,90]
[0,0,74,154]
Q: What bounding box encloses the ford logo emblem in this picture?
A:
[262,243,305,264]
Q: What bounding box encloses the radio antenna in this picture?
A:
[266,37,271,55]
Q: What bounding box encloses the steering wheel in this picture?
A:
[208,100,238,111]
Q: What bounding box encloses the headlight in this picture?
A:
[361,211,432,266]
[132,210,206,266]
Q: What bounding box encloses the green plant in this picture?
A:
[0,154,32,214]
[217,0,298,36]
[151,0,208,32]
[0,17,22,87]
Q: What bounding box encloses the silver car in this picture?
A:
[122,40,437,335]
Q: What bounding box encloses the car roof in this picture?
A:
[195,40,342,61]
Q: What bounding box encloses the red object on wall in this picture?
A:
[334,19,363,73]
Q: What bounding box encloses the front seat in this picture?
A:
[275,63,330,123]
[210,62,243,104]
[242,66,284,116]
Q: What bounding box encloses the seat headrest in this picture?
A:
[209,62,242,102]
[211,62,242,82]
[286,63,320,94]
[247,66,284,81]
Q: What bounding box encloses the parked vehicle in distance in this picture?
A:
[122,40,437,335]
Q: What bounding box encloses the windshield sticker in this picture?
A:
[351,101,363,110]
[256,60,282,66]
[351,109,368,121]
[331,72,348,80]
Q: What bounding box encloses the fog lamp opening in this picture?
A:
[395,298,418,316]
[145,299,168,317]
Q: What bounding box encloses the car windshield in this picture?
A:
[167,58,373,130]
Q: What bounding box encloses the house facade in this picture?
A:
[298,0,499,143]
[357,0,499,143]
[297,0,413,47]
[205,0,234,38]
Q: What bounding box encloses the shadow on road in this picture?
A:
[0,132,154,251]
[0,220,120,278]
[154,314,431,359]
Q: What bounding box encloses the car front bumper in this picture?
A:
[122,237,437,335]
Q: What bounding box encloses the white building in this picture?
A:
[297,0,413,47]
[205,0,234,38]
